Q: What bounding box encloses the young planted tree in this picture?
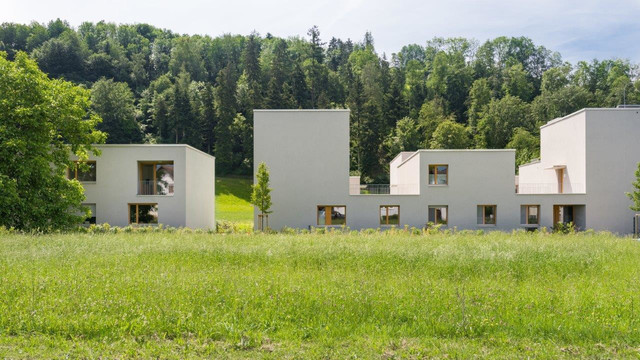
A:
[251,162,272,230]
[626,162,640,212]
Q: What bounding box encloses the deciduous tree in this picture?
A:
[0,52,105,230]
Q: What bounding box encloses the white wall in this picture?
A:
[585,109,640,233]
[254,110,350,230]
[391,152,420,194]
[417,150,517,230]
[520,111,587,193]
[254,108,640,233]
[185,146,216,229]
[76,145,214,229]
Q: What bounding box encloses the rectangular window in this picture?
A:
[83,203,96,225]
[428,206,448,225]
[477,205,496,225]
[138,161,174,195]
[129,203,158,224]
[428,164,448,185]
[317,206,346,226]
[521,205,540,225]
[68,161,97,182]
[380,205,400,225]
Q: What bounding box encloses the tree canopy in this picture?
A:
[0,51,105,230]
[2,20,638,180]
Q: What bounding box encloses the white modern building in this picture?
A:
[70,144,215,229]
[253,108,640,234]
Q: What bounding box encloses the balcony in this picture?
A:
[349,183,420,195]
[138,161,174,196]
[138,180,174,195]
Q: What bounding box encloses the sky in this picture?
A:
[5,0,640,63]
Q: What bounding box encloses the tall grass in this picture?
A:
[1,231,639,358]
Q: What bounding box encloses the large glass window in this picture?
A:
[521,205,540,225]
[129,204,158,224]
[477,205,496,225]
[68,161,97,182]
[380,206,400,225]
[428,206,448,225]
[317,206,346,226]
[428,165,448,185]
[138,161,174,195]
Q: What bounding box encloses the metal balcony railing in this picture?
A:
[360,184,390,194]
[349,183,420,195]
[138,180,174,195]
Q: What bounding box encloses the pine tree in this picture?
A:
[305,26,327,108]
[214,64,237,174]
[265,39,291,108]
[201,84,217,154]
[169,70,193,144]
[251,162,272,230]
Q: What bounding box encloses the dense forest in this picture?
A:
[1,19,638,181]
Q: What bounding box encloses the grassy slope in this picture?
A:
[1,231,640,358]
[215,176,253,223]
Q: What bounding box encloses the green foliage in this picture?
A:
[552,221,576,234]
[229,113,252,173]
[0,231,639,357]
[418,98,454,148]
[430,120,471,149]
[168,36,206,81]
[507,128,540,167]
[0,52,105,231]
[477,95,532,148]
[1,20,638,179]
[251,162,272,229]
[91,78,141,143]
[214,64,237,174]
[502,63,535,101]
[467,78,492,131]
[626,162,640,212]
[382,116,422,159]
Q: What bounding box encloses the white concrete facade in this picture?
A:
[73,144,215,229]
[254,108,640,234]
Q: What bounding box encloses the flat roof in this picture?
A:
[395,148,516,169]
[93,144,215,159]
[540,107,640,129]
[253,109,349,112]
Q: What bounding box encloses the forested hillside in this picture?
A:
[1,19,637,180]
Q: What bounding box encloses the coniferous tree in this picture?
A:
[214,64,237,174]
[2,20,638,179]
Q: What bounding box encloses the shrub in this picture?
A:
[552,222,576,234]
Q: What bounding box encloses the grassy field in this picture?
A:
[1,230,640,358]
[215,176,253,224]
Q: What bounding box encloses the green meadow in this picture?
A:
[215,176,253,224]
[1,230,639,358]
